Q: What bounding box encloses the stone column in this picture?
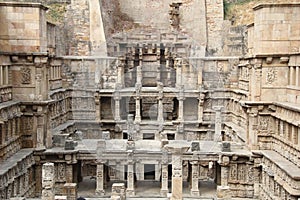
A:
[290,66,295,85]
[198,93,205,122]
[117,65,124,88]
[247,107,258,149]
[158,98,164,123]
[95,95,101,121]
[96,163,105,195]
[135,96,141,123]
[136,65,142,86]
[175,58,182,88]
[213,106,223,142]
[66,164,73,183]
[4,66,8,84]
[0,66,3,85]
[165,144,190,200]
[190,161,200,196]
[127,162,135,196]
[177,92,184,121]
[220,165,229,186]
[114,93,121,121]
[296,66,299,87]
[197,61,203,87]
[160,164,168,196]
[36,112,46,149]
[42,163,55,200]
[216,156,231,200]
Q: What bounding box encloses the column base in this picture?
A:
[126,190,135,197]
[95,189,105,196]
[134,117,141,123]
[160,189,168,196]
[191,189,200,196]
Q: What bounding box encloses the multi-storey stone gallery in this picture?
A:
[0,0,300,199]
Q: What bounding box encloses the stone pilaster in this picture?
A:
[190,161,200,196]
[42,163,55,200]
[96,163,105,196]
[160,164,168,196]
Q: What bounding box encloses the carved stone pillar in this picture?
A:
[135,96,141,123]
[190,161,200,196]
[253,160,261,198]
[136,65,142,86]
[96,163,105,195]
[114,93,121,121]
[66,164,73,183]
[178,93,185,121]
[127,162,135,196]
[221,165,229,186]
[160,164,168,196]
[175,59,182,88]
[117,65,124,88]
[290,66,295,85]
[0,65,3,85]
[36,113,46,149]
[165,144,189,200]
[197,61,203,87]
[198,93,205,122]
[158,98,164,123]
[42,163,55,200]
[247,107,258,149]
[296,66,299,87]
[213,106,223,142]
[95,95,101,121]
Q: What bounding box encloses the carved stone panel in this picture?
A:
[21,67,31,84]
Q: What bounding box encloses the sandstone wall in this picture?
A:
[206,0,225,55]
[252,3,300,55]
[0,2,47,53]
[117,0,208,49]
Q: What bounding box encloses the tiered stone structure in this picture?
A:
[0,1,300,200]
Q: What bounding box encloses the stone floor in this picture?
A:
[78,176,217,199]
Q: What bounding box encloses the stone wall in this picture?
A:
[116,0,207,52]
[251,3,300,55]
[0,2,47,53]
[206,0,225,55]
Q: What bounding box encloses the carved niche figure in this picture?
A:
[266,68,277,84]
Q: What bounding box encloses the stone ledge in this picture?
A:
[253,3,300,11]
[0,2,48,10]
[261,150,300,180]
